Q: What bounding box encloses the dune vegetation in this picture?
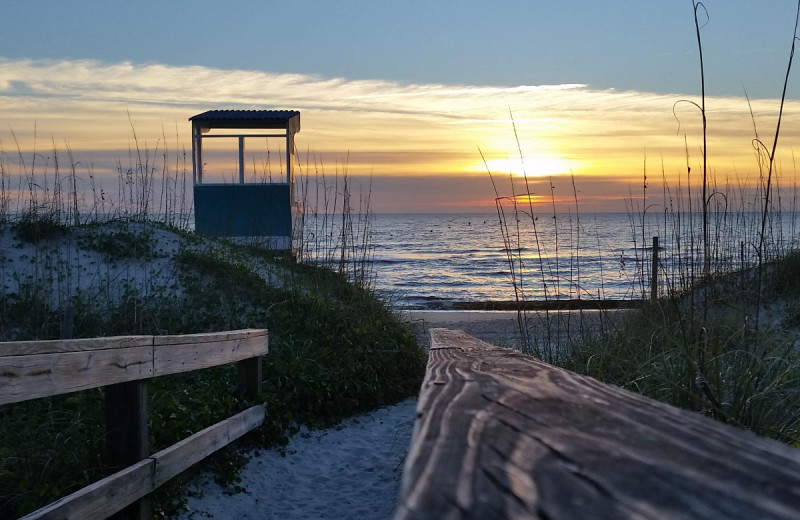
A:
[487,0,800,447]
[0,145,426,517]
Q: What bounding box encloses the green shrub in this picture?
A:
[564,295,800,444]
[80,228,156,261]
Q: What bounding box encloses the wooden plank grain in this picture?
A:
[152,328,267,346]
[0,329,268,405]
[6,329,269,519]
[395,328,800,520]
[21,458,156,520]
[154,404,265,486]
[0,329,266,356]
[0,347,154,406]
[21,406,265,520]
[153,333,268,377]
[0,336,153,356]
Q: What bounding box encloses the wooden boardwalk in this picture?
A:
[395,328,800,520]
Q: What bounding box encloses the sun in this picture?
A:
[477,155,574,177]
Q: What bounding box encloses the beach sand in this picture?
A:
[403,309,523,350]
[177,399,417,520]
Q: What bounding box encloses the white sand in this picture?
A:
[0,221,285,313]
[402,309,522,350]
[405,309,522,323]
[177,399,418,520]
[0,221,184,306]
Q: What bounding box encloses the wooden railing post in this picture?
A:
[2,329,269,520]
[651,236,659,301]
[237,356,263,398]
[105,381,150,520]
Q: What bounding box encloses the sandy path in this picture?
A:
[176,310,617,519]
[403,310,522,349]
[177,399,417,520]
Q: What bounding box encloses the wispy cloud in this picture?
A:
[1,58,798,211]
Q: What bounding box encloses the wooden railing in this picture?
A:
[0,328,268,520]
[395,329,800,520]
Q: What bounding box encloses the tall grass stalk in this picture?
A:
[755,0,800,332]
[293,150,376,291]
[485,1,800,446]
[692,0,711,278]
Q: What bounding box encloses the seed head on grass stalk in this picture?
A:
[673,1,710,287]
[511,110,555,352]
[692,0,710,280]
[481,147,530,350]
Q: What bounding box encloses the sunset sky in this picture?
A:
[3,0,800,212]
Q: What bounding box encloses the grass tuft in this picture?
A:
[12,209,67,243]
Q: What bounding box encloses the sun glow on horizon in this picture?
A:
[3,58,800,212]
[476,155,577,178]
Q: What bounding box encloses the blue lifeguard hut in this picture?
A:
[190,109,300,251]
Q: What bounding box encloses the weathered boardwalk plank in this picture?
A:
[0,329,268,405]
[22,405,265,520]
[395,328,800,520]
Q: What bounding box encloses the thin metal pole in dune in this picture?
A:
[239,136,245,184]
[651,236,659,301]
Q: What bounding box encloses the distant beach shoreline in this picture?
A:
[397,298,643,311]
[401,307,628,351]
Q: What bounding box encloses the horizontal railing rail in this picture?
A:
[1,328,268,520]
[395,328,800,520]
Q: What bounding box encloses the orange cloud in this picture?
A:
[1,58,799,212]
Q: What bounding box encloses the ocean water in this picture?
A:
[363,212,800,309]
[370,213,645,308]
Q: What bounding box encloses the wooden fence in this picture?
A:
[0,328,268,520]
[395,328,800,519]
